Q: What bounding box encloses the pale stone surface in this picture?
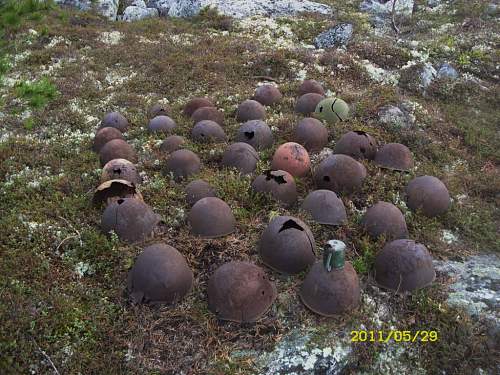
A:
[314,23,354,49]
[121,6,159,21]
[55,0,119,20]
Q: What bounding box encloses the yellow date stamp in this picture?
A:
[351,330,438,343]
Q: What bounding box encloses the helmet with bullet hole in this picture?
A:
[101,159,141,185]
[252,170,297,206]
[235,120,273,150]
[313,154,366,194]
[191,120,227,143]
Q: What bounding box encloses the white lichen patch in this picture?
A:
[105,69,137,86]
[98,31,123,46]
[74,261,96,278]
[359,345,426,375]
[358,59,399,85]
[169,33,196,47]
[441,230,459,244]
[45,36,70,49]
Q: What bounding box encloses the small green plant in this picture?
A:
[0,0,54,32]
[15,77,58,109]
[23,117,34,130]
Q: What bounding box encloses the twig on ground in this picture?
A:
[251,75,279,82]
[32,337,61,375]
[391,0,400,34]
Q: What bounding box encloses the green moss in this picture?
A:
[15,77,58,109]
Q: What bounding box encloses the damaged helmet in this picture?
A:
[164,149,201,181]
[221,142,259,174]
[160,135,185,153]
[361,201,409,240]
[101,158,141,185]
[148,115,176,134]
[188,197,236,238]
[148,102,171,118]
[93,179,143,206]
[295,93,325,115]
[314,97,349,124]
[252,170,298,207]
[92,127,124,153]
[191,106,224,125]
[236,99,266,122]
[253,84,283,106]
[298,79,325,96]
[333,131,377,160]
[374,143,414,171]
[183,97,214,117]
[235,120,274,150]
[294,117,329,152]
[99,111,128,133]
[185,179,216,206]
[271,142,311,178]
[99,139,137,166]
[313,154,367,194]
[405,175,451,217]
[301,190,347,226]
[191,120,227,143]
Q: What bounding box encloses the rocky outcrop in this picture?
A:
[314,23,353,49]
[55,0,119,20]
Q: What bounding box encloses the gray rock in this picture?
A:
[420,62,437,89]
[122,6,159,21]
[427,0,442,7]
[314,23,353,49]
[437,63,459,80]
[55,0,119,20]
[360,0,414,16]
[131,0,147,7]
[378,105,414,130]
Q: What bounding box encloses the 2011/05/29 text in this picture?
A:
[351,330,438,343]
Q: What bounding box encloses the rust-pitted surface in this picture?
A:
[252,170,298,206]
[236,99,266,122]
[185,179,216,206]
[374,143,414,171]
[160,135,185,153]
[301,190,347,225]
[164,149,201,181]
[333,130,378,160]
[221,142,259,174]
[361,201,409,240]
[298,79,325,96]
[253,84,283,106]
[101,158,141,185]
[99,139,137,166]
[183,97,214,117]
[188,197,236,238]
[93,179,142,206]
[191,106,224,125]
[99,111,129,133]
[191,120,227,143]
[271,142,311,177]
[313,154,367,194]
[92,127,124,153]
[148,115,176,134]
[207,261,277,323]
[148,103,171,118]
[405,175,451,217]
[294,117,329,152]
[295,93,325,115]
[235,120,274,150]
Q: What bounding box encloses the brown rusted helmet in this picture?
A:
[374,143,414,171]
[183,97,214,117]
[361,201,409,240]
[299,240,360,316]
[259,216,316,274]
[99,139,137,166]
[236,99,266,122]
[294,117,329,152]
[92,127,124,153]
[235,120,274,150]
[101,158,141,185]
[405,176,451,217]
[191,120,227,143]
[252,170,298,206]
[207,261,277,323]
[185,179,216,206]
[164,149,201,181]
[271,142,311,178]
[99,111,128,133]
[253,84,283,106]
[127,243,193,305]
[160,135,185,153]
[313,154,367,194]
[93,179,143,206]
[295,93,325,115]
[148,102,171,118]
[188,197,236,238]
[101,198,159,243]
[374,239,435,293]
[191,106,224,125]
[298,79,325,96]
[301,190,347,225]
[334,131,378,160]
[221,142,259,174]
[148,115,176,134]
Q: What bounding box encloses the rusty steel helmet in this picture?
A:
[99,111,128,133]
[148,115,176,134]
[252,170,298,206]
[183,97,214,117]
[188,197,235,238]
[127,243,193,305]
[160,135,185,153]
[253,84,283,106]
[361,201,409,240]
[405,176,451,217]
[235,120,274,150]
[207,261,277,323]
[295,93,325,115]
[259,216,316,274]
[92,127,124,153]
[164,149,201,181]
[221,142,259,174]
[236,99,266,122]
[101,158,141,185]
[333,131,378,160]
[93,179,143,206]
[374,239,436,293]
[298,79,325,96]
[101,198,159,243]
[294,117,329,152]
[271,142,311,178]
[148,102,171,118]
[99,139,137,166]
[191,120,227,143]
[374,143,414,171]
[191,106,224,125]
[301,190,347,226]
[299,240,360,316]
[313,154,367,194]
[185,179,216,206]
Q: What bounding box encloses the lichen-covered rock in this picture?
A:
[437,63,459,80]
[122,5,159,21]
[421,62,437,89]
[360,0,414,16]
[55,0,119,20]
[378,105,414,130]
[314,23,353,49]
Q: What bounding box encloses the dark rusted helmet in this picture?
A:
[298,79,325,96]
[253,84,283,106]
[313,154,367,194]
[164,149,201,181]
[99,111,128,133]
[299,240,360,316]
[183,97,214,117]
[185,179,216,206]
[252,170,298,206]
[334,131,378,160]
[271,142,311,178]
[188,197,236,238]
[236,99,266,122]
[294,117,329,152]
[207,261,277,323]
[101,198,159,243]
[101,158,141,185]
[374,239,435,293]
[148,115,176,134]
[374,143,414,171]
[127,243,193,305]
[295,93,325,115]
[191,106,224,125]
[301,190,347,225]
[361,201,409,240]
[148,102,171,118]
[92,127,124,153]
[160,135,185,153]
[221,142,259,174]
[99,139,137,166]
[259,216,316,274]
[191,120,227,143]
[235,120,274,150]
[405,176,450,217]
[93,179,143,206]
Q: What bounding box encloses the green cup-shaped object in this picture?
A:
[314,97,349,124]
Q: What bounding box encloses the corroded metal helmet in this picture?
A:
[235,120,274,150]
[405,175,451,217]
[221,142,259,174]
[252,170,298,207]
[92,127,124,153]
[374,143,414,171]
[207,261,277,323]
[164,149,201,181]
[99,111,128,133]
[160,135,185,153]
[191,106,224,125]
[271,142,311,177]
[314,97,349,124]
[148,102,171,118]
[313,154,367,194]
[333,130,377,160]
[127,243,193,305]
[99,139,137,166]
[101,158,142,185]
[183,97,214,117]
[294,117,329,152]
[93,179,143,206]
[188,197,236,238]
[253,84,283,106]
[299,240,360,316]
[361,201,409,240]
[191,120,227,143]
[148,115,176,134]
[295,93,325,115]
[236,99,266,122]
[185,179,216,206]
[301,190,347,225]
[101,198,159,243]
[259,216,316,274]
[374,239,435,293]
[298,79,325,96]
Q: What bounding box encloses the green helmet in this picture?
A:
[314,97,349,124]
